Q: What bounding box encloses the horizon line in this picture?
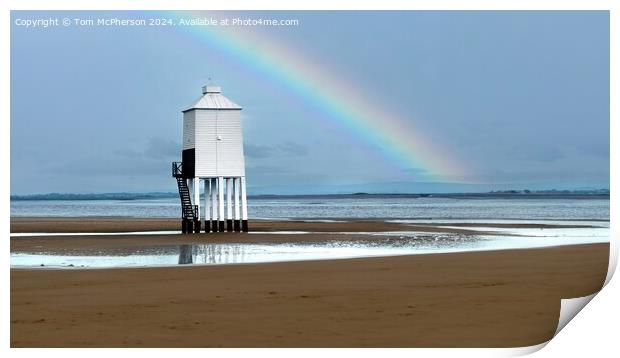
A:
[10,188,611,199]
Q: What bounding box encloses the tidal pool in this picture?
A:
[10,224,608,269]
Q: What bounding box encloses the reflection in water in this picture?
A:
[178,245,193,265]
[194,244,246,264]
[177,244,249,265]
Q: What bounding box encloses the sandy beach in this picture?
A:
[10,218,609,347]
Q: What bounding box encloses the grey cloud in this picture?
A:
[577,140,609,158]
[48,156,168,177]
[115,138,180,160]
[51,137,181,177]
[277,141,308,156]
[506,144,564,163]
[244,143,274,159]
[246,165,295,175]
[245,141,308,159]
[144,138,180,159]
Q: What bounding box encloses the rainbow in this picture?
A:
[165,11,468,182]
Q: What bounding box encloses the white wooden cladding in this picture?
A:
[182,108,246,177]
[182,111,195,150]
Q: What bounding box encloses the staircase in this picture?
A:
[176,177,198,221]
[172,162,198,222]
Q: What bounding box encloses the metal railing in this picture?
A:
[182,205,199,220]
[172,161,183,177]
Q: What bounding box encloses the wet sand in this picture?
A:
[10,218,610,347]
[11,217,417,233]
[10,217,593,234]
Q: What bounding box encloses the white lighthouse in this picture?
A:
[172,84,248,233]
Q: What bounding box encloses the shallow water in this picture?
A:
[10,196,609,220]
[11,223,609,269]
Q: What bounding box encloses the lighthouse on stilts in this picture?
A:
[172,84,248,233]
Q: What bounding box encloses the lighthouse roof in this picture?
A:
[183,85,242,111]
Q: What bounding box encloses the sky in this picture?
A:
[10,11,609,194]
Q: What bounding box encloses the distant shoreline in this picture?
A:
[9,191,611,201]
